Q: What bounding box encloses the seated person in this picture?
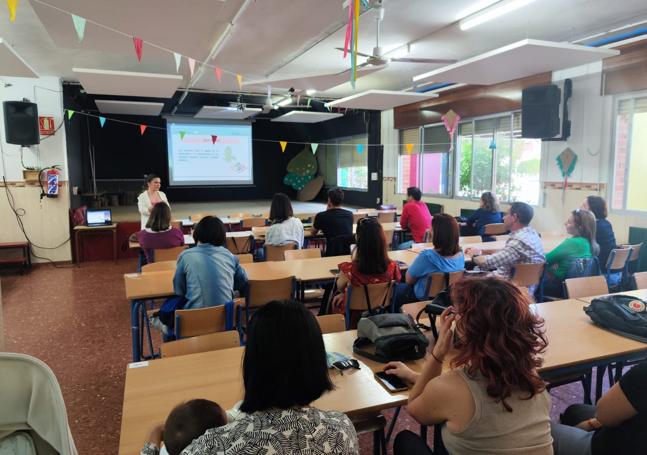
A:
[399,186,432,249]
[169,300,359,454]
[136,202,184,263]
[173,216,248,310]
[543,209,599,297]
[141,399,227,455]
[386,279,552,455]
[313,188,353,255]
[394,214,465,308]
[331,218,401,327]
[265,192,304,248]
[467,202,545,295]
[460,191,503,237]
[582,195,617,270]
[551,361,647,455]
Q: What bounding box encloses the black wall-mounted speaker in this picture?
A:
[521,85,561,139]
[3,101,40,146]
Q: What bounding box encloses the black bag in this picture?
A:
[353,313,429,363]
[584,295,647,343]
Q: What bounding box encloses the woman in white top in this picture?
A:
[137,174,169,229]
[265,193,304,248]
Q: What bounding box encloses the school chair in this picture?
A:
[345,281,395,330]
[316,314,346,334]
[153,245,187,262]
[422,229,432,243]
[483,223,507,237]
[141,260,176,273]
[620,243,643,290]
[264,243,297,261]
[564,275,609,299]
[511,263,545,302]
[284,248,321,260]
[633,271,647,289]
[424,271,464,299]
[241,217,266,229]
[354,414,388,455]
[174,304,234,339]
[236,253,254,264]
[226,234,253,255]
[284,248,324,301]
[383,229,395,249]
[161,331,241,357]
[377,210,397,223]
[603,247,632,291]
[240,276,296,326]
[542,257,600,301]
[353,212,368,224]
[459,236,482,245]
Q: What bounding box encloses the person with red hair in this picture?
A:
[385,278,553,454]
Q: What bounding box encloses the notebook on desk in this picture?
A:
[86,209,112,227]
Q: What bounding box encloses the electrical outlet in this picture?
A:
[73,186,79,195]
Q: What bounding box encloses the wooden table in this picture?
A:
[574,288,647,304]
[0,241,31,272]
[73,224,118,264]
[410,236,567,257]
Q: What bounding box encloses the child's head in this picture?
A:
[163,399,226,455]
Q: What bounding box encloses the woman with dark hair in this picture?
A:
[173,216,247,310]
[582,195,617,268]
[331,217,401,326]
[386,278,552,454]
[393,214,465,308]
[177,300,359,454]
[265,193,304,248]
[137,174,169,229]
[543,209,599,297]
[461,191,503,236]
[135,202,184,263]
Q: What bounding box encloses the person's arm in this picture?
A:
[137,193,150,216]
[480,241,522,270]
[160,191,170,210]
[174,229,185,245]
[400,204,409,230]
[545,239,571,266]
[404,253,426,285]
[336,273,350,290]
[466,209,479,227]
[233,259,248,292]
[312,213,322,235]
[172,256,186,297]
[594,382,638,427]
[141,424,163,455]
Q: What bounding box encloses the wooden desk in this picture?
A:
[0,241,31,272]
[73,224,118,264]
[410,236,567,257]
[574,289,647,304]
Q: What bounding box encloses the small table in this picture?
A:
[73,224,118,264]
[0,241,31,272]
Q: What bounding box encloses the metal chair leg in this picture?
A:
[385,406,401,442]
[581,370,592,405]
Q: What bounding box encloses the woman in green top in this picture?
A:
[543,209,599,298]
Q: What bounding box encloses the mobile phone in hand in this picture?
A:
[375,371,408,392]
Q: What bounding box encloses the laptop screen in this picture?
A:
[87,209,112,225]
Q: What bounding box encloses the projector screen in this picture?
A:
[166,119,253,186]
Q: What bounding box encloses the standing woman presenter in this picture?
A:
[137,174,169,229]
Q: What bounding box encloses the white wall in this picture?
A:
[0,76,71,262]
[382,66,647,243]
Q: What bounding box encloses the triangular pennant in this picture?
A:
[133,37,143,61]
[214,67,222,82]
[71,14,86,42]
[7,0,18,22]
[311,143,318,154]
[236,74,243,89]
[279,141,287,153]
[179,131,186,140]
[173,52,181,72]
[139,124,147,135]
[188,58,196,77]
[488,138,496,150]
[211,135,218,144]
[98,116,106,127]
[66,109,74,120]
[405,143,414,154]
[356,143,364,154]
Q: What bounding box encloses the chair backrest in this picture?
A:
[564,275,609,299]
[425,271,464,298]
[564,257,600,279]
[326,234,356,257]
[483,223,507,235]
[247,276,295,309]
[171,220,182,230]
[377,211,397,223]
[460,236,483,244]
[141,260,176,273]
[0,353,78,455]
[174,305,228,339]
[348,281,394,312]
[422,229,432,243]
[225,235,253,254]
[241,217,266,229]
[284,248,321,260]
[161,331,240,357]
[383,229,394,248]
[236,253,254,263]
[606,247,632,272]
[265,243,297,261]
[624,243,643,262]
[633,271,647,289]
[353,212,368,224]
[153,245,187,262]
[426,202,444,215]
[511,263,545,287]
[316,314,346,334]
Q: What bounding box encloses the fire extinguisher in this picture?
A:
[39,166,61,199]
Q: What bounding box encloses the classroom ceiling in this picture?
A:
[1,0,647,100]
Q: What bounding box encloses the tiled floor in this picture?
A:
[2,261,594,454]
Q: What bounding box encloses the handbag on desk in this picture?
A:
[584,295,647,343]
[353,313,429,363]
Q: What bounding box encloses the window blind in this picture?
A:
[400,128,420,154]
[423,125,450,153]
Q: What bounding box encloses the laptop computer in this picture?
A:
[86,209,112,227]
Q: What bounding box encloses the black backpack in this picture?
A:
[584,295,647,343]
[353,313,429,363]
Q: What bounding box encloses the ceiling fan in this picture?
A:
[335,1,456,69]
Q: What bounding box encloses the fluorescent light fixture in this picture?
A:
[456,0,499,21]
[459,0,537,31]
[276,97,292,107]
[305,89,316,96]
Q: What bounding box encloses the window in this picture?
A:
[397,125,451,196]
[316,142,337,187]
[316,134,368,190]
[397,128,420,193]
[612,95,647,212]
[456,112,541,205]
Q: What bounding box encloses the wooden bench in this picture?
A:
[0,242,31,272]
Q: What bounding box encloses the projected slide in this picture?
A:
[167,121,253,186]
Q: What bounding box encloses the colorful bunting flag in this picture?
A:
[356,143,364,154]
[236,74,243,90]
[488,138,496,150]
[179,131,186,140]
[405,143,414,154]
[66,109,74,120]
[311,143,318,154]
[279,141,287,153]
[214,67,222,82]
[187,58,196,77]
[211,135,218,144]
[99,116,106,127]
[173,52,181,72]
[71,14,86,42]
[140,124,147,135]
[133,37,143,61]
[343,1,353,59]
[352,0,359,88]
[7,0,18,22]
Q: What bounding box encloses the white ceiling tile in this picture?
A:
[95,99,164,115]
[194,106,261,120]
[0,38,38,78]
[271,111,343,123]
[325,90,438,111]
[73,68,182,97]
